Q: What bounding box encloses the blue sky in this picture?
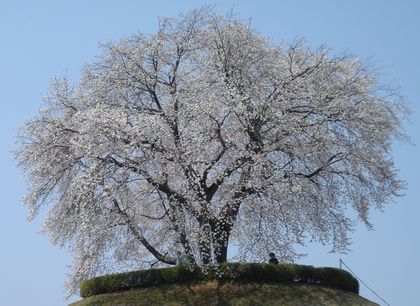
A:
[1,1,419,305]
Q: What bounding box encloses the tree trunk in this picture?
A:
[212,216,233,263]
[212,199,243,263]
[199,221,212,265]
[214,237,228,263]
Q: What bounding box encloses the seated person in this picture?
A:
[268,252,279,264]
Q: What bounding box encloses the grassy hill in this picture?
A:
[70,263,377,305]
[69,282,378,306]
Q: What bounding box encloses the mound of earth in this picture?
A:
[70,281,378,306]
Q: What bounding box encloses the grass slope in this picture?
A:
[70,282,378,306]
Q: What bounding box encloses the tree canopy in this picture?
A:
[15,8,405,294]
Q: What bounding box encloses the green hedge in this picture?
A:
[80,263,359,298]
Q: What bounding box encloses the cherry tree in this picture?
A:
[15,8,405,294]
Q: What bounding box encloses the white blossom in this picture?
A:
[15,7,406,295]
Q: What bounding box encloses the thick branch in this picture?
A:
[201,114,229,191]
[112,199,176,265]
[100,155,200,219]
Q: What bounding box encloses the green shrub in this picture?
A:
[315,267,359,293]
[80,263,359,298]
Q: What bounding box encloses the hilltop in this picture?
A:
[69,263,378,306]
[70,282,378,306]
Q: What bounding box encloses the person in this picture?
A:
[177,252,195,266]
[268,252,279,264]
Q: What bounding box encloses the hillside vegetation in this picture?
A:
[70,282,378,306]
[70,263,377,305]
